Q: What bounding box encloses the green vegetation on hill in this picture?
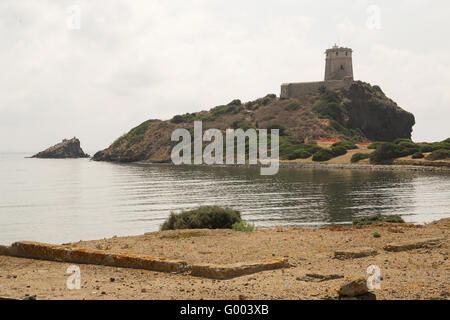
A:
[312,89,368,142]
[326,120,367,142]
[160,206,242,230]
[312,90,344,124]
[332,141,357,150]
[171,99,245,124]
[289,149,312,160]
[425,149,450,161]
[368,142,383,149]
[266,124,287,136]
[245,94,277,110]
[284,101,302,111]
[312,149,335,162]
[370,85,385,96]
[330,145,347,157]
[412,152,424,159]
[278,138,361,162]
[278,137,321,160]
[351,153,370,163]
[112,119,160,147]
[370,142,410,164]
[210,104,243,117]
[370,138,450,164]
[419,141,450,153]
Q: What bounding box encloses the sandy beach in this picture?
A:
[0,218,448,300]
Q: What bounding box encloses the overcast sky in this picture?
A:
[1,0,449,153]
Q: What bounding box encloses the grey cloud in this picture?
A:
[0,0,449,152]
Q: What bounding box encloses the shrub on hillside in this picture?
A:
[266,124,287,136]
[170,113,197,123]
[210,104,241,117]
[246,94,277,109]
[312,89,344,124]
[228,99,242,106]
[280,141,322,160]
[313,101,343,123]
[368,142,384,149]
[411,152,425,159]
[351,153,371,163]
[371,85,384,96]
[396,140,419,150]
[393,138,413,144]
[370,142,398,163]
[284,101,302,111]
[170,115,185,124]
[332,141,358,150]
[419,139,450,153]
[160,206,242,231]
[425,149,450,161]
[370,142,418,163]
[420,144,434,153]
[331,146,347,157]
[352,213,404,226]
[288,150,312,160]
[320,90,341,103]
[312,149,334,162]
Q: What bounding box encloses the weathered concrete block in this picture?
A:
[334,247,378,260]
[8,241,188,273]
[189,258,289,280]
[4,241,289,279]
[383,238,442,252]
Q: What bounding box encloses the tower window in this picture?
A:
[340,65,344,70]
[336,52,338,56]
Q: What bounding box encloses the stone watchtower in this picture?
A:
[280,44,354,101]
[324,45,353,81]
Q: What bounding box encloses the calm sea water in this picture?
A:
[0,152,449,245]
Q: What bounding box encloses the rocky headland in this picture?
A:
[92,81,415,163]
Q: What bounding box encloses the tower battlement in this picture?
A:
[324,45,353,81]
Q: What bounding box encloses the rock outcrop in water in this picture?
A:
[32,137,89,159]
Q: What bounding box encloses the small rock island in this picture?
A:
[32,137,90,159]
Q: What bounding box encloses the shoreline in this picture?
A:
[0,219,448,300]
[137,160,450,173]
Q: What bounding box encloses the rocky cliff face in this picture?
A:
[32,137,89,159]
[342,81,415,141]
